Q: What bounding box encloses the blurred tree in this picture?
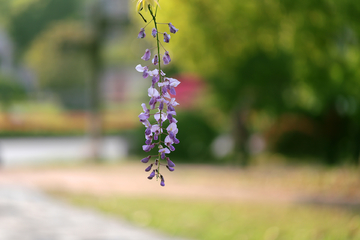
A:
[5,0,81,59]
[25,21,90,110]
[0,73,26,117]
[149,0,360,165]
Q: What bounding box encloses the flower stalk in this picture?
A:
[136,1,180,186]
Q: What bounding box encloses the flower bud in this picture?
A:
[163,32,170,43]
[148,170,156,179]
[138,28,146,38]
[168,23,178,34]
[145,164,153,172]
[152,28,157,37]
[141,49,151,61]
[141,155,151,163]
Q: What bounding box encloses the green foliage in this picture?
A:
[0,73,26,108]
[171,111,217,162]
[151,0,360,164]
[25,21,90,110]
[7,0,81,58]
[157,0,360,114]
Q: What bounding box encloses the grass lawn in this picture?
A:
[52,192,360,240]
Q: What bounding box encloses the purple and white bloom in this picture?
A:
[143,144,155,152]
[159,147,170,159]
[168,78,181,87]
[164,135,173,147]
[135,64,149,78]
[148,87,160,98]
[148,87,160,109]
[145,127,152,135]
[162,51,171,65]
[138,28,146,38]
[167,98,179,111]
[138,112,149,122]
[152,54,158,65]
[154,112,167,122]
[141,49,151,61]
[148,68,159,77]
[151,28,157,37]
[152,74,159,87]
[167,122,179,135]
[163,32,170,43]
[136,11,180,186]
[145,134,153,145]
[135,64,146,72]
[168,23,178,34]
[151,124,162,135]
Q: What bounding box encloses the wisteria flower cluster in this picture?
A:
[136,1,180,187]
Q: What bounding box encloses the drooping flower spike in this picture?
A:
[136,1,180,187]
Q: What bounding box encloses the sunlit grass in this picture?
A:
[52,192,360,240]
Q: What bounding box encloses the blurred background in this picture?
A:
[0,0,359,166]
[0,0,360,239]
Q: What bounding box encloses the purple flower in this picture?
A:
[159,101,164,111]
[151,124,162,135]
[160,175,165,186]
[148,170,156,179]
[148,87,160,98]
[148,68,159,77]
[145,164,153,172]
[165,135,173,147]
[145,137,152,145]
[166,165,175,172]
[168,98,179,109]
[135,64,149,78]
[145,127,152,136]
[162,51,171,65]
[138,112,149,123]
[162,86,168,95]
[152,54,158,65]
[152,28,157,37]
[137,16,180,186]
[159,147,170,159]
[141,103,150,114]
[154,112,167,123]
[167,157,176,167]
[152,74,159,87]
[169,86,176,95]
[167,122,179,135]
[169,145,175,151]
[141,49,151,61]
[141,155,151,163]
[168,77,181,87]
[168,23,178,34]
[138,28,146,38]
[142,144,155,152]
[163,32,170,43]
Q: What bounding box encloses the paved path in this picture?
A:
[0,137,128,167]
[0,185,187,240]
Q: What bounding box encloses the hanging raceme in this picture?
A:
[135,1,180,187]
